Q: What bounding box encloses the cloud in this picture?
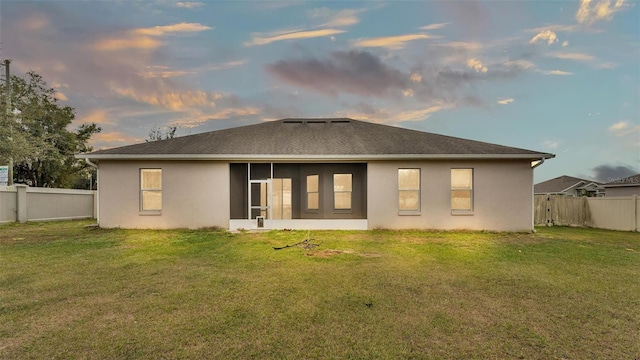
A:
[541,70,574,76]
[140,65,192,79]
[500,59,572,76]
[21,12,50,31]
[266,50,408,97]
[170,107,261,128]
[529,29,558,45]
[267,50,532,109]
[434,41,483,51]
[562,41,569,47]
[419,22,451,30]
[497,98,514,105]
[466,58,488,73]
[3,2,262,150]
[132,22,212,36]
[309,8,364,28]
[199,59,249,71]
[540,140,559,149]
[353,34,437,49]
[503,59,537,70]
[140,69,195,79]
[391,104,454,122]
[410,73,422,82]
[596,62,617,69]
[94,36,163,51]
[608,120,640,136]
[54,92,68,101]
[175,1,205,9]
[591,164,638,183]
[245,28,345,46]
[546,52,595,61]
[76,109,113,126]
[576,0,628,25]
[609,121,629,131]
[111,86,222,111]
[95,22,212,51]
[140,60,248,78]
[525,24,583,33]
[335,102,454,124]
[90,131,143,149]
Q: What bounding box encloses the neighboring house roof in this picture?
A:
[534,175,602,194]
[604,173,640,188]
[78,118,555,161]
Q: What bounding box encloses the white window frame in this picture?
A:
[333,173,352,211]
[306,174,319,211]
[398,168,420,214]
[140,168,162,214]
[451,168,473,213]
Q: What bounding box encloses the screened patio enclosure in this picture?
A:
[229,163,367,229]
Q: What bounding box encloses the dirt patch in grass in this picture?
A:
[306,249,381,258]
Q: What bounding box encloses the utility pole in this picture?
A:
[4,59,12,185]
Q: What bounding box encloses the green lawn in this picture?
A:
[1,221,638,359]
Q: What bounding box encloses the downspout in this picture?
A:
[85,158,99,224]
[530,158,546,232]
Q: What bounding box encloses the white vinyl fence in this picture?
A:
[535,194,639,232]
[0,185,96,224]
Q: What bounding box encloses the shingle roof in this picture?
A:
[80,118,554,160]
[604,173,640,187]
[534,175,601,194]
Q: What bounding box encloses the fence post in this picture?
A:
[15,184,28,223]
[546,196,552,226]
[634,195,638,232]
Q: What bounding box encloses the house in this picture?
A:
[534,175,603,197]
[77,118,554,232]
[604,174,640,196]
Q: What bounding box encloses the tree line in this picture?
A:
[0,71,100,189]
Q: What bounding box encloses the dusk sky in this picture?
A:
[1,0,638,183]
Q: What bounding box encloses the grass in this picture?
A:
[1,221,639,359]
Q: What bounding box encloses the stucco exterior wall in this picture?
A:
[605,186,640,197]
[0,186,95,223]
[367,160,534,231]
[26,188,95,221]
[98,160,229,229]
[0,186,17,224]
[586,196,639,231]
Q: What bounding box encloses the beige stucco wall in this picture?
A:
[98,160,229,229]
[605,186,640,197]
[586,196,639,231]
[0,187,17,223]
[367,160,534,231]
[27,188,95,221]
[1,186,95,223]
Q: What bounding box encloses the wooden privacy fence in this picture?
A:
[0,185,96,224]
[535,194,640,232]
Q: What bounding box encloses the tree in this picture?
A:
[0,71,101,188]
[146,125,177,142]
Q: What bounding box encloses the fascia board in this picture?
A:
[76,153,555,161]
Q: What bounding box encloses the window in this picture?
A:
[141,169,162,212]
[399,169,420,212]
[272,178,292,219]
[307,175,319,210]
[451,169,473,211]
[333,174,352,210]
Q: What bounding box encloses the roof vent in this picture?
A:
[283,120,303,124]
[330,120,350,124]
[307,120,327,124]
